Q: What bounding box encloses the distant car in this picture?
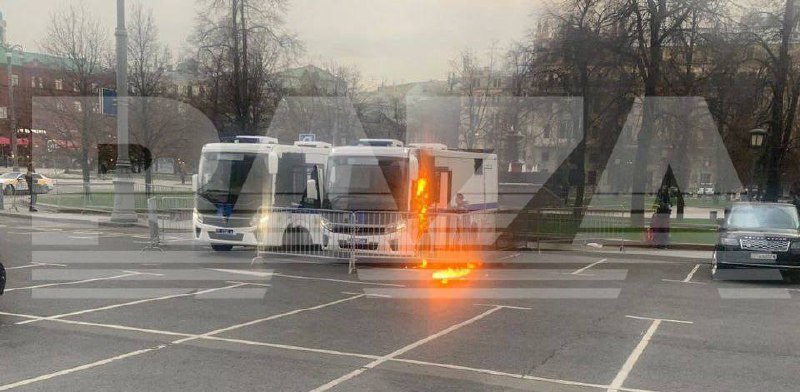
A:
[713,202,800,281]
[0,172,53,195]
[697,183,714,196]
[0,262,5,295]
[32,173,54,194]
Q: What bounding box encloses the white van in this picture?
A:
[193,137,331,251]
[321,139,498,256]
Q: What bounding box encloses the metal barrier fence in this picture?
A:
[255,208,496,273]
[506,208,635,251]
[40,180,191,212]
[506,207,718,251]
[146,196,194,248]
[256,208,356,271]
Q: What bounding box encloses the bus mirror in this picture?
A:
[306,179,317,200]
[191,174,198,192]
[268,152,279,175]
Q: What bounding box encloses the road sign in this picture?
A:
[100,88,117,116]
[299,134,316,142]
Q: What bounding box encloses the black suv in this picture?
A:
[714,202,800,281]
[0,262,5,295]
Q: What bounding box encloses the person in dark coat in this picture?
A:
[651,185,672,248]
[24,164,37,212]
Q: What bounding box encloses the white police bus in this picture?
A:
[321,139,498,256]
[193,136,331,251]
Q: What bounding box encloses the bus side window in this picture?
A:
[474,159,484,175]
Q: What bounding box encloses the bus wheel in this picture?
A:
[283,228,313,250]
[211,244,233,252]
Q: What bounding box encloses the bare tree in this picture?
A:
[621,0,717,226]
[192,0,301,137]
[450,48,496,149]
[743,0,800,201]
[40,3,110,192]
[128,2,171,194]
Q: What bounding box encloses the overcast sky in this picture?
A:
[0,0,539,86]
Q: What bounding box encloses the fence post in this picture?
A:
[348,211,357,274]
[141,196,163,252]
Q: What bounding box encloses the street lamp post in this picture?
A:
[110,0,137,224]
[749,128,767,201]
[5,44,21,171]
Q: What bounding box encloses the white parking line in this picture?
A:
[16,283,250,325]
[0,345,166,391]
[5,262,67,270]
[309,305,506,392]
[607,316,693,392]
[0,308,657,392]
[662,264,706,284]
[274,272,405,287]
[572,258,607,275]
[391,358,655,392]
[0,293,367,391]
[3,271,141,292]
[173,293,366,344]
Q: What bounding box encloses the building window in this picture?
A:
[192,85,201,96]
[38,78,43,88]
[55,79,63,90]
[73,101,82,112]
[11,74,18,87]
[31,77,36,88]
[73,82,79,92]
[0,106,6,119]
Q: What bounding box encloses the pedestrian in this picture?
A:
[650,185,672,248]
[24,163,37,212]
[179,161,187,185]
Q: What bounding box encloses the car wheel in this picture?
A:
[3,185,13,195]
[211,244,233,252]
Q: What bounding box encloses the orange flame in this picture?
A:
[432,268,473,284]
[431,262,478,284]
[413,178,430,237]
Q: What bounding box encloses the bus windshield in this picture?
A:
[196,151,271,214]
[325,156,408,211]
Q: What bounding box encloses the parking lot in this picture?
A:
[2,214,800,392]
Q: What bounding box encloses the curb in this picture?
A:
[565,249,711,263]
[0,209,148,228]
[521,243,712,263]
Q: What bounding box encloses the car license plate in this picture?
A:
[215,229,235,235]
[351,237,368,245]
[750,253,777,261]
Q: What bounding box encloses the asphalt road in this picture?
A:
[2,214,800,392]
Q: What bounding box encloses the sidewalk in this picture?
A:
[0,204,148,228]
